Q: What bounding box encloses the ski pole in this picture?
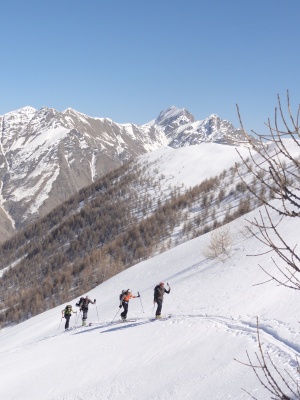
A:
[95,302,100,322]
[58,316,63,331]
[111,307,121,322]
[138,291,144,313]
[76,310,82,325]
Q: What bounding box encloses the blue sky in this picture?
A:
[1,0,299,133]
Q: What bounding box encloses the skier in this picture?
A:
[119,289,140,321]
[79,295,96,326]
[61,304,77,330]
[153,282,171,318]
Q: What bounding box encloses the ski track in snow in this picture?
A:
[24,314,296,400]
[99,314,300,361]
[7,313,297,370]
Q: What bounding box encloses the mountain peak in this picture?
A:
[2,106,37,118]
[151,108,246,148]
[63,108,88,117]
[155,106,194,125]
[207,113,219,120]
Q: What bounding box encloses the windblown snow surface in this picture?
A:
[1,143,300,400]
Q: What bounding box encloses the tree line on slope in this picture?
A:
[0,149,272,327]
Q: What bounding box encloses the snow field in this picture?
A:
[1,199,300,399]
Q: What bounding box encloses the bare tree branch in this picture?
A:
[235,318,298,399]
[235,94,300,398]
[236,93,300,288]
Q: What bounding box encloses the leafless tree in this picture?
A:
[203,225,232,262]
[235,93,300,398]
[236,92,300,289]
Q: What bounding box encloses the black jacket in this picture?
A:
[154,285,170,302]
[80,298,95,310]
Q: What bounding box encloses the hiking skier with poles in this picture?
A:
[153,282,171,318]
[119,289,140,321]
[77,295,96,326]
[61,304,77,330]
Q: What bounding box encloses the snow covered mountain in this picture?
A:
[0,107,166,239]
[152,105,247,147]
[0,105,247,240]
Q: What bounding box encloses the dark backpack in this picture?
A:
[154,285,160,299]
[119,290,127,301]
[76,297,85,307]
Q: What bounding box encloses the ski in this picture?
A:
[110,319,137,324]
[89,322,105,327]
[64,325,84,331]
[87,316,172,329]
[120,319,137,323]
[149,315,172,321]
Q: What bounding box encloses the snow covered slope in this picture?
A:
[138,142,250,189]
[1,198,299,399]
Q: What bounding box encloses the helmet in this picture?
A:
[127,289,131,293]
[159,282,164,286]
